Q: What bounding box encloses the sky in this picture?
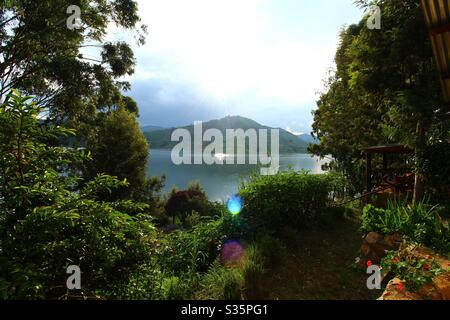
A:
[110,0,365,134]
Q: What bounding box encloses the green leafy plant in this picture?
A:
[239,171,333,237]
[0,91,157,299]
[255,235,287,268]
[241,244,265,300]
[155,212,235,274]
[381,246,446,292]
[160,276,185,300]
[361,200,450,253]
[196,261,243,300]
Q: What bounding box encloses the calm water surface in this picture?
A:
[147,149,329,201]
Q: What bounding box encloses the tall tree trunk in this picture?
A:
[413,119,426,203]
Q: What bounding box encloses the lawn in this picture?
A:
[264,218,380,300]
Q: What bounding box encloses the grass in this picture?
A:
[263,217,380,300]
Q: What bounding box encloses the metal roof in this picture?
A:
[421,0,450,103]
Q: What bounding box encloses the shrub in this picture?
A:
[196,261,243,300]
[362,201,450,253]
[164,183,222,226]
[241,244,265,300]
[381,246,446,292]
[255,235,287,268]
[0,92,157,299]
[239,171,333,237]
[419,142,450,214]
[156,215,232,275]
[327,172,352,201]
[165,189,207,225]
[160,276,186,300]
[1,176,157,299]
[84,107,150,201]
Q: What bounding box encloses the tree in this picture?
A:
[312,0,447,200]
[0,0,147,123]
[84,107,151,200]
[350,0,443,202]
[1,1,163,209]
[165,183,211,226]
[311,23,389,194]
[120,95,139,116]
[0,91,156,299]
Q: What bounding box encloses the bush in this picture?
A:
[1,176,157,300]
[419,142,450,213]
[160,276,186,300]
[362,201,450,253]
[156,214,235,275]
[241,244,265,300]
[0,92,158,299]
[164,183,223,226]
[255,235,287,268]
[381,246,446,292]
[239,171,333,237]
[196,261,243,300]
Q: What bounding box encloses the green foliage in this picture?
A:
[3,195,156,299]
[327,172,353,201]
[381,246,446,292]
[255,235,287,268]
[362,201,450,253]
[164,182,221,226]
[239,171,333,237]
[156,216,230,275]
[196,261,243,300]
[119,96,139,116]
[160,276,186,300]
[0,91,156,299]
[85,108,151,201]
[0,0,147,121]
[0,91,241,300]
[419,142,450,212]
[311,0,447,196]
[241,244,265,300]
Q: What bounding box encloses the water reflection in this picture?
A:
[147,149,329,201]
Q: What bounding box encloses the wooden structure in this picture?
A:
[364,145,414,203]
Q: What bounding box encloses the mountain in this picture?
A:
[298,133,319,145]
[144,116,309,153]
[141,125,166,133]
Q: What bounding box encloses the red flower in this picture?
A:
[395,283,405,292]
[391,257,400,264]
[367,260,373,267]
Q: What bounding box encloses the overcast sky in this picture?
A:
[110,0,365,134]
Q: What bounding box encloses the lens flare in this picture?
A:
[221,240,244,266]
[227,195,243,216]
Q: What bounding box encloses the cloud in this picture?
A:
[115,0,363,130]
[131,78,222,127]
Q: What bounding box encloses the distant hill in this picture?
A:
[298,133,319,145]
[141,125,166,133]
[144,116,310,153]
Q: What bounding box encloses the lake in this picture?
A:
[147,149,329,202]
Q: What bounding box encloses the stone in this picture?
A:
[360,232,403,264]
[379,278,422,300]
[365,232,383,245]
[383,233,402,248]
[432,273,450,300]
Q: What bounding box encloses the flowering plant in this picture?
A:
[381,246,446,292]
